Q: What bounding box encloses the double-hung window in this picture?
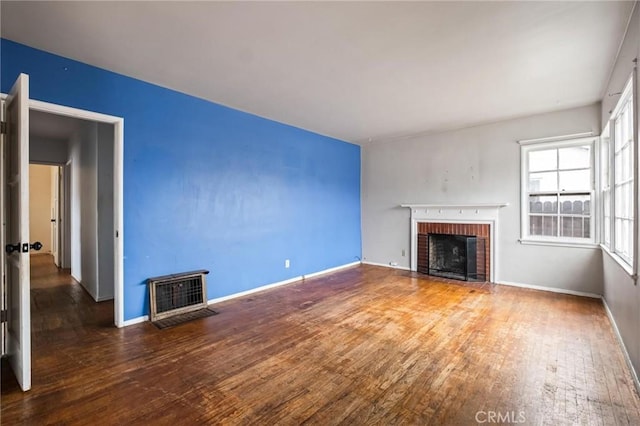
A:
[601,124,611,247]
[521,137,596,245]
[602,75,635,267]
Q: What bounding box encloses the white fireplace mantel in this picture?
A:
[400,203,509,282]
[400,203,508,219]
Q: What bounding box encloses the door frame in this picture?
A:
[26,99,124,327]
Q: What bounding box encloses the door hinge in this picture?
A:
[0,121,7,135]
[0,309,7,323]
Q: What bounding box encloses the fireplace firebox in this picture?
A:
[426,233,486,281]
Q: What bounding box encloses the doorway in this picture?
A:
[28,164,59,266]
[29,110,117,305]
[28,99,124,327]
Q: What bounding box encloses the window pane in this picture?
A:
[603,190,611,246]
[573,216,584,238]
[559,145,590,170]
[542,216,557,237]
[530,215,543,236]
[601,124,610,189]
[561,216,574,238]
[628,183,634,219]
[559,194,590,215]
[625,182,633,219]
[560,217,588,239]
[529,171,557,192]
[529,149,557,172]
[584,217,591,239]
[615,148,622,182]
[622,108,629,145]
[529,215,557,237]
[559,169,590,191]
[627,142,634,181]
[621,145,630,181]
[615,116,623,150]
[529,195,557,214]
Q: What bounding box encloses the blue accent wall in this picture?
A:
[1,39,362,321]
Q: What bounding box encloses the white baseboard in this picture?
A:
[496,280,601,299]
[96,295,114,302]
[602,298,640,395]
[207,261,361,306]
[302,261,360,279]
[121,262,361,326]
[122,315,148,327]
[361,260,411,271]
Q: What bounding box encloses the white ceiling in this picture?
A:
[1,1,635,144]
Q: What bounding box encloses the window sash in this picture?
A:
[603,74,635,268]
[522,138,595,244]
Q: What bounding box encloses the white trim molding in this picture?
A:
[400,203,508,210]
[602,298,640,395]
[517,131,595,146]
[122,315,149,327]
[207,261,360,307]
[302,261,361,279]
[497,280,601,299]
[400,203,508,283]
[361,260,412,271]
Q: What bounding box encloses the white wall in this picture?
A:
[362,103,603,294]
[601,3,640,384]
[28,164,52,253]
[68,120,115,302]
[69,121,98,300]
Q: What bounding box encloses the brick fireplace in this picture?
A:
[417,222,490,281]
[401,203,508,283]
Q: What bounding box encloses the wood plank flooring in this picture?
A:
[2,255,640,425]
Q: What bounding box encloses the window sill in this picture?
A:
[518,239,599,249]
[600,244,636,279]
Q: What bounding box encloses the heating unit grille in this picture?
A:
[148,269,209,322]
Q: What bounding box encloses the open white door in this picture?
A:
[51,166,60,267]
[4,73,31,391]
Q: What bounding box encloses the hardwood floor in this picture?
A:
[2,255,640,425]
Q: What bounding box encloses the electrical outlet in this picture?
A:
[402,249,406,257]
[285,259,290,268]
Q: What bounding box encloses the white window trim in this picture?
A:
[600,71,638,280]
[601,122,612,248]
[519,136,598,246]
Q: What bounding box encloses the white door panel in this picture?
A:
[5,73,31,391]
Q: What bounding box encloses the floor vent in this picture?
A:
[148,269,210,322]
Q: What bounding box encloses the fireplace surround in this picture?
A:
[401,203,508,283]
